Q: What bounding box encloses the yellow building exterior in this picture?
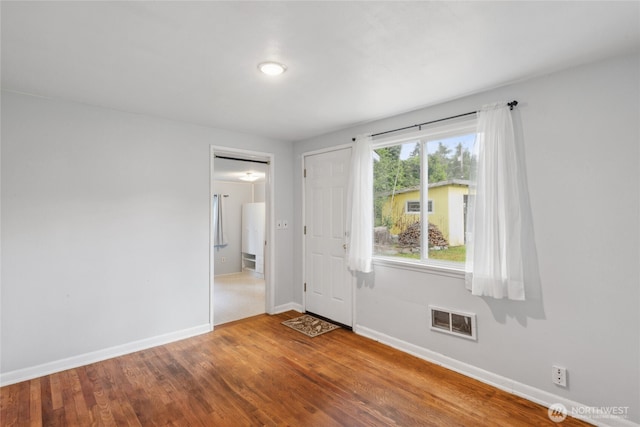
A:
[381,180,469,247]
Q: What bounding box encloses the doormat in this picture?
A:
[282,314,340,337]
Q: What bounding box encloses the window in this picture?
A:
[405,200,433,214]
[372,119,476,268]
[406,200,420,214]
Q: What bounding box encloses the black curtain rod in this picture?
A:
[352,100,518,142]
[214,155,269,165]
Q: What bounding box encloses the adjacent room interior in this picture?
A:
[212,155,269,326]
[1,2,638,426]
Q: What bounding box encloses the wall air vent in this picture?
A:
[429,306,477,341]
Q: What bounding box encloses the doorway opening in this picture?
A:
[210,146,273,328]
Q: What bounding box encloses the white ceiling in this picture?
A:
[213,157,267,183]
[2,1,638,142]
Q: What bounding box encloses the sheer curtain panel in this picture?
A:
[465,102,527,300]
[346,135,373,273]
[213,194,227,247]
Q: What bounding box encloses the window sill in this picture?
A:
[372,256,465,279]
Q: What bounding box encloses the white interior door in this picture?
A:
[304,147,353,326]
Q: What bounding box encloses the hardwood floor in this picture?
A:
[1,311,589,426]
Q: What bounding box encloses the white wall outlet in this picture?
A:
[282,220,288,229]
[221,257,226,263]
[276,220,282,229]
[552,365,567,387]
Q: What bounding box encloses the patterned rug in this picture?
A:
[282,314,340,337]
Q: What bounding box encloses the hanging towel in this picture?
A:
[213,194,228,247]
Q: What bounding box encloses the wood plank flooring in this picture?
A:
[1,311,589,426]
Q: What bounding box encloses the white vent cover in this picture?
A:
[429,306,477,340]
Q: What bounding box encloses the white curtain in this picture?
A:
[465,102,526,300]
[346,135,373,273]
[213,194,228,247]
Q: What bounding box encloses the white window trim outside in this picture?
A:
[405,199,433,214]
[372,117,476,273]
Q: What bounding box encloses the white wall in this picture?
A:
[253,181,266,203]
[294,53,640,423]
[0,91,295,378]
[212,180,253,275]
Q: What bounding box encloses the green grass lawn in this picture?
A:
[428,245,466,263]
[391,245,466,263]
[394,252,421,259]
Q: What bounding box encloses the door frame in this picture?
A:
[210,145,275,330]
[301,144,355,327]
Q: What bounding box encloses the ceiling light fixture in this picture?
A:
[258,61,287,76]
[238,172,260,182]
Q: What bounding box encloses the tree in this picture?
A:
[373,146,402,226]
[373,142,421,226]
[447,142,472,179]
[428,143,450,183]
[402,142,421,188]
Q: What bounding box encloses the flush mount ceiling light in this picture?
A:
[238,172,260,182]
[258,61,287,76]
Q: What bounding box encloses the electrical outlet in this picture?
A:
[283,220,289,229]
[552,365,567,387]
[276,220,282,229]
[221,257,226,263]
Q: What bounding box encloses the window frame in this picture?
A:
[405,200,421,214]
[426,199,433,214]
[371,117,477,273]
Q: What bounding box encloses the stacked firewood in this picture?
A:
[398,222,449,248]
[428,223,449,248]
[398,222,420,247]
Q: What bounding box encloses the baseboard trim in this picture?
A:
[272,302,303,314]
[0,323,211,387]
[354,324,637,427]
